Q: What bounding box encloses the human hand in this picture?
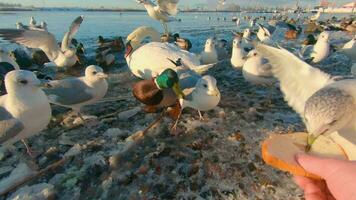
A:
[294,154,356,200]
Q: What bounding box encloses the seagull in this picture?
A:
[0,48,20,95]
[172,75,220,129]
[310,8,322,21]
[29,17,36,26]
[137,0,179,35]
[0,70,51,156]
[255,43,356,160]
[257,23,272,44]
[125,26,214,79]
[16,22,48,32]
[0,16,84,68]
[339,36,356,62]
[44,65,108,120]
[200,38,219,64]
[352,63,356,77]
[300,31,330,63]
[236,17,241,26]
[242,50,276,86]
[231,37,246,68]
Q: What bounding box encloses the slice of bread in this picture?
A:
[262,132,347,180]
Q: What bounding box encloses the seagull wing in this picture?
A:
[157,0,179,16]
[0,29,60,61]
[61,16,84,51]
[255,43,334,115]
[44,78,94,105]
[0,106,24,144]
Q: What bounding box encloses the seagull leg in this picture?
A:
[198,110,205,121]
[162,22,169,36]
[21,139,39,158]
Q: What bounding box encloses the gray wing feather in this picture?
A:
[44,78,94,105]
[0,107,24,144]
[62,16,84,51]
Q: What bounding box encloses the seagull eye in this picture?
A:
[253,53,257,56]
[92,71,97,75]
[203,84,208,88]
[19,79,28,85]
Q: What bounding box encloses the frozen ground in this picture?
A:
[0,11,354,200]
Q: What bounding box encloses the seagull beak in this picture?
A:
[97,72,108,79]
[306,134,317,152]
[38,79,52,88]
[207,89,219,97]
[172,82,185,99]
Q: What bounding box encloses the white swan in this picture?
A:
[125,26,214,79]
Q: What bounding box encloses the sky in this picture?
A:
[3,0,352,8]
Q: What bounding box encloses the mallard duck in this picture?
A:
[132,68,184,112]
[302,34,317,46]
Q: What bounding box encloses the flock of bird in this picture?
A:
[0,0,355,162]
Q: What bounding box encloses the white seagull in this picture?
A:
[300,31,330,63]
[351,63,356,77]
[172,75,220,129]
[29,17,36,26]
[0,16,84,68]
[137,0,179,34]
[257,23,272,44]
[0,48,20,94]
[231,37,246,68]
[44,65,108,119]
[242,50,276,86]
[256,43,356,160]
[0,70,51,156]
[310,8,322,21]
[200,38,219,64]
[340,36,356,62]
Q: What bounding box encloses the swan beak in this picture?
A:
[173,82,185,99]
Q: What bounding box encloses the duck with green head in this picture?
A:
[133,68,185,112]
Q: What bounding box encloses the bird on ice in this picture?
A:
[231,37,246,68]
[257,23,272,44]
[137,0,180,35]
[0,48,20,95]
[0,16,84,68]
[16,22,48,32]
[44,65,108,122]
[300,31,330,63]
[0,70,51,156]
[256,43,356,160]
[125,26,214,79]
[200,38,219,64]
[242,50,276,86]
[339,36,356,62]
[172,75,220,130]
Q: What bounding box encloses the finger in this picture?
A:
[295,154,345,179]
[294,175,312,189]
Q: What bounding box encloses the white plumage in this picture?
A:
[242,50,276,86]
[257,23,272,44]
[231,37,246,68]
[0,70,51,150]
[200,38,218,64]
[125,26,213,79]
[0,16,84,68]
[300,31,330,63]
[340,36,356,62]
[256,43,356,160]
[137,0,179,34]
[44,65,108,114]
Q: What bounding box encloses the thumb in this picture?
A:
[296,153,345,179]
